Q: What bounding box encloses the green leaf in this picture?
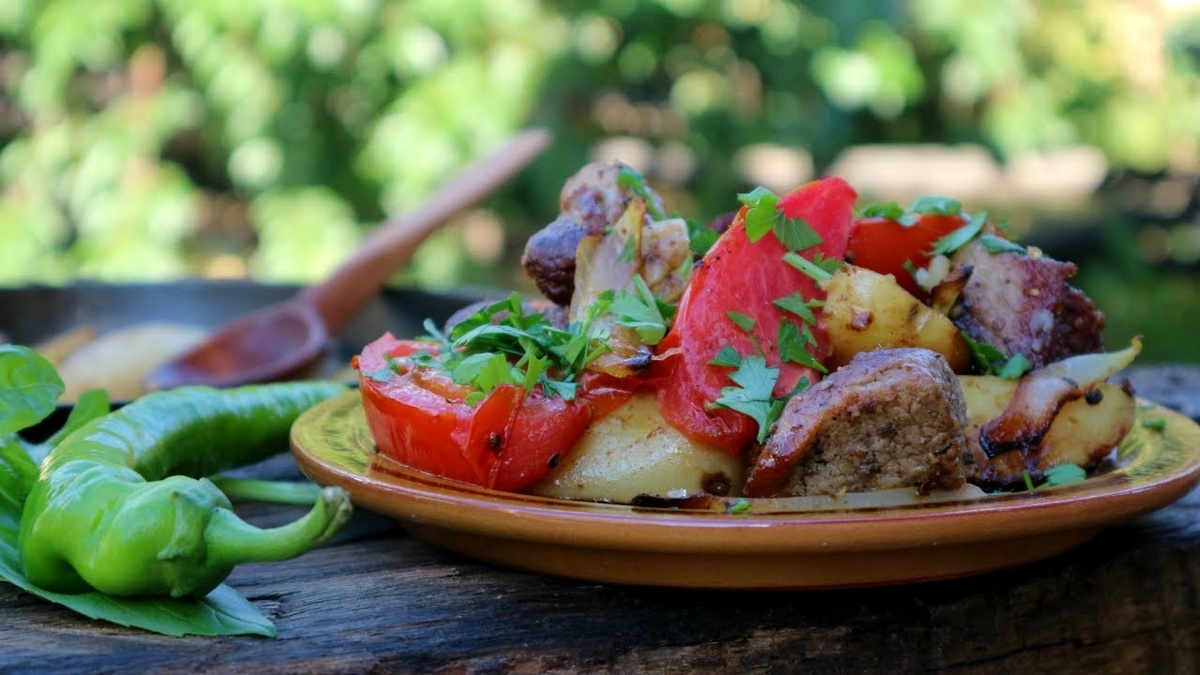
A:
[686,219,719,257]
[962,334,1031,379]
[738,187,779,242]
[710,355,783,443]
[25,388,111,466]
[774,293,820,326]
[726,311,756,333]
[1042,463,1087,487]
[777,320,828,373]
[929,211,987,256]
[995,353,1033,379]
[0,346,64,437]
[860,202,904,219]
[783,251,836,284]
[709,344,743,368]
[773,216,823,252]
[905,196,962,222]
[610,275,671,346]
[617,165,665,219]
[979,233,1026,255]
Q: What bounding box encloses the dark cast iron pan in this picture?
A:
[0,280,494,440]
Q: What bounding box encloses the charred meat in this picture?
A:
[949,240,1105,369]
[744,348,968,498]
[522,161,666,305]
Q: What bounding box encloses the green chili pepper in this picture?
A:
[17,381,350,598]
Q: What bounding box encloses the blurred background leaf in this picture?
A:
[0,0,1197,361]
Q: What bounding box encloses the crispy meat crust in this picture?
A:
[744,348,968,498]
[950,240,1105,369]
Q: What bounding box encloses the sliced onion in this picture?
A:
[979,337,1142,457]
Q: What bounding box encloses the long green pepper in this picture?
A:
[18,381,350,598]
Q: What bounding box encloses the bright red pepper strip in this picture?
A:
[649,177,858,454]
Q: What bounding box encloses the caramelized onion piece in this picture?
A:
[928,266,971,315]
[978,337,1142,457]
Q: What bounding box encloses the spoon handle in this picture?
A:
[300,128,553,335]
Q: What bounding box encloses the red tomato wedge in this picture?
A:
[649,177,858,454]
[846,213,967,299]
[355,333,634,492]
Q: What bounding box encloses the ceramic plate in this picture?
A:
[291,393,1200,589]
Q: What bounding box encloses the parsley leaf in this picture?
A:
[610,275,672,345]
[708,344,743,367]
[617,165,665,219]
[903,196,963,225]
[710,355,784,443]
[773,216,823,252]
[1042,463,1087,487]
[727,311,756,333]
[783,251,840,284]
[979,233,1026,255]
[777,320,828,374]
[738,187,779,242]
[929,211,987,256]
[686,218,719,257]
[962,334,1032,379]
[860,202,905,220]
[774,293,821,326]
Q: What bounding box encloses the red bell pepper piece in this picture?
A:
[649,177,857,454]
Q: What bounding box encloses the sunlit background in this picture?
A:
[1,0,1198,361]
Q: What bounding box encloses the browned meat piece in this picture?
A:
[950,240,1104,369]
[521,215,590,305]
[743,348,968,498]
[559,161,665,233]
[522,161,666,305]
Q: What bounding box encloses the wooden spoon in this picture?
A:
[145,128,552,391]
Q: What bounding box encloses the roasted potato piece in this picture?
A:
[527,391,744,502]
[958,375,1136,484]
[823,265,970,371]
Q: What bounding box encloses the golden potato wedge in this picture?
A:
[823,265,971,371]
[527,391,744,502]
[958,375,1136,484]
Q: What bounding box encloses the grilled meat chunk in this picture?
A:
[744,348,968,498]
[950,240,1104,369]
[522,161,665,305]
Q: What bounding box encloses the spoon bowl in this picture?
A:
[145,129,552,391]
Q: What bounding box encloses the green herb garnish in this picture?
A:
[929,211,987,256]
[738,187,823,251]
[709,353,787,444]
[979,233,1026,255]
[962,334,1032,379]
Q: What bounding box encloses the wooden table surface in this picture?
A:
[3,364,1199,675]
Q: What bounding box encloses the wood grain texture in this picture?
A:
[2,365,1198,675]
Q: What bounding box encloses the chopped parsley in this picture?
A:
[1141,418,1167,433]
[903,196,963,223]
[737,187,823,251]
[979,233,1026,255]
[961,334,1032,379]
[685,218,719,257]
[860,202,905,220]
[1042,463,1087,487]
[727,311,756,333]
[616,165,665,219]
[708,352,787,443]
[783,251,841,284]
[929,211,988,256]
[773,293,822,326]
[404,292,612,402]
[608,275,675,346]
[777,319,827,374]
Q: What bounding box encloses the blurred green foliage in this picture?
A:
[1,0,1198,360]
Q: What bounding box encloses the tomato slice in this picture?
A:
[650,177,857,454]
[355,333,635,492]
[846,213,967,298]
